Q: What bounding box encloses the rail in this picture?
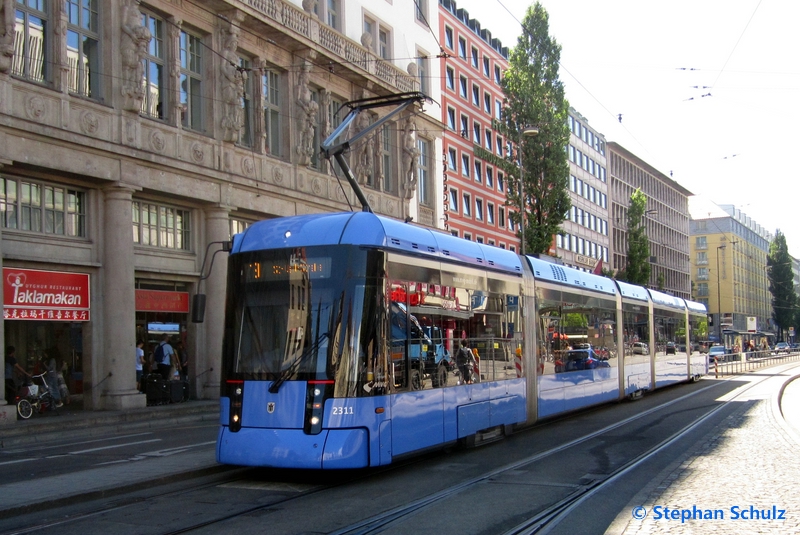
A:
[711,349,800,377]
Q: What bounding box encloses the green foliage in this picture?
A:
[498,2,571,255]
[767,230,797,338]
[562,312,588,328]
[621,188,651,286]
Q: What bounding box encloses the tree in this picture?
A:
[767,230,796,340]
[498,2,571,255]
[619,188,651,286]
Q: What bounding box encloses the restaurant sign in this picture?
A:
[3,268,91,321]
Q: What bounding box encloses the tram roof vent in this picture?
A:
[487,260,495,266]
[442,249,451,256]
[390,238,402,246]
[411,242,419,250]
[550,265,568,282]
[476,257,484,263]
[427,246,436,253]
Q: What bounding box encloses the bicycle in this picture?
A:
[14,372,58,419]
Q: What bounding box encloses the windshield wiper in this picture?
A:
[268,332,329,393]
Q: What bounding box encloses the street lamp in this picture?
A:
[518,125,539,256]
[716,241,738,345]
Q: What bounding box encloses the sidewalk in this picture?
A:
[0,396,220,449]
[609,373,800,534]
[0,397,224,519]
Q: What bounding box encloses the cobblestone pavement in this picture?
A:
[609,376,800,534]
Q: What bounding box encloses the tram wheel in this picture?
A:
[17,399,33,419]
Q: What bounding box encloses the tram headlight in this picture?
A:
[310,416,320,425]
[314,388,321,396]
[235,387,242,396]
[232,414,239,423]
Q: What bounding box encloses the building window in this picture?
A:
[416,49,429,94]
[446,107,456,130]
[486,167,494,188]
[464,233,471,241]
[495,99,502,120]
[498,172,504,192]
[418,139,431,206]
[485,130,492,150]
[415,0,428,22]
[449,187,459,213]
[12,0,48,83]
[474,161,482,183]
[312,0,341,30]
[445,26,453,49]
[487,202,495,225]
[499,206,505,229]
[230,217,251,238]
[461,154,470,178]
[494,65,501,84]
[140,11,165,119]
[179,29,203,131]
[471,46,478,68]
[484,92,491,114]
[132,201,191,250]
[459,75,467,98]
[460,114,468,138]
[445,66,454,90]
[463,193,471,217]
[483,56,490,77]
[263,68,281,156]
[447,147,457,170]
[475,198,483,221]
[66,0,100,99]
[1,178,86,237]
[473,122,481,143]
[696,236,708,249]
[458,37,466,59]
[472,84,479,106]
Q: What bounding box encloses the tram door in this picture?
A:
[389,281,444,456]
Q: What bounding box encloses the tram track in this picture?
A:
[327,363,800,535]
[4,363,797,535]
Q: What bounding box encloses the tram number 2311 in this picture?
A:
[331,406,354,416]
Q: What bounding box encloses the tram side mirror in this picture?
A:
[192,294,207,323]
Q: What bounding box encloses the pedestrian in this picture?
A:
[175,342,189,382]
[5,346,31,403]
[456,339,473,385]
[154,334,175,381]
[43,355,63,407]
[135,339,145,391]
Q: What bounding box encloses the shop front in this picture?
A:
[134,281,191,392]
[3,267,90,396]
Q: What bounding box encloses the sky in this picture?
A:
[458,0,800,256]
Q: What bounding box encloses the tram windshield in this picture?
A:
[222,246,385,396]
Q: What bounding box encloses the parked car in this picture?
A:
[665,342,677,355]
[632,342,649,355]
[774,342,790,354]
[708,345,727,363]
[562,349,610,372]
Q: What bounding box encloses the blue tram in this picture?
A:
[216,212,707,469]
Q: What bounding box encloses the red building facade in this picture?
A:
[439,0,518,249]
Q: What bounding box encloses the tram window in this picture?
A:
[537,289,618,375]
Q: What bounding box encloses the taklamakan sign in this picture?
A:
[3,268,90,321]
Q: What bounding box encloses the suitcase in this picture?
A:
[145,376,169,405]
[169,380,184,403]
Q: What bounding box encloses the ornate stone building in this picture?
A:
[0,0,442,418]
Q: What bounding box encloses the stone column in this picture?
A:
[198,206,230,400]
[98,185,145,410]
[0,158,15,425]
